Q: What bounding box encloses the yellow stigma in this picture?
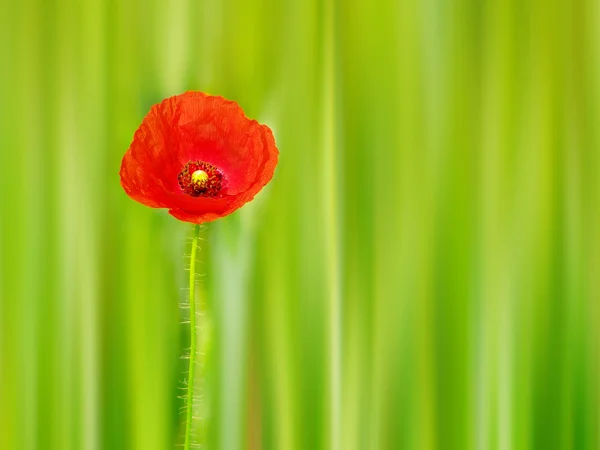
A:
[191,169,208,186]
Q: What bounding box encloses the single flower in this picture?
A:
[120,91,279,223]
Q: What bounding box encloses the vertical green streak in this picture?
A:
[478,0,520,448]
[17,1,43,449]
[155,0,190,93]
[524,1,569,448]
[431,0,479,447]
[78,0,107,447]
[0,2,19,449]
[185,225,200,450]
[558,1,589,447]
[211,212,258,450]
[321,0,341,449]
[101,1,142,447]
[585,0,600,447]
[54,0,79,447]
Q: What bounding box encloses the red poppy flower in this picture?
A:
[120,91,279,223]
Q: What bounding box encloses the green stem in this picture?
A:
[184,224,200,450]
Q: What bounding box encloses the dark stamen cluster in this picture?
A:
[178,161,223,197]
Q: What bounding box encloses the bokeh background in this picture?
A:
[1,0,599,449]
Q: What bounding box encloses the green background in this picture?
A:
[1,0,599,449]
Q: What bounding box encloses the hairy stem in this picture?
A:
[184,224,200,450]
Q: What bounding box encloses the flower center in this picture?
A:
[191,170,208,186]
[178,161,223,197]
